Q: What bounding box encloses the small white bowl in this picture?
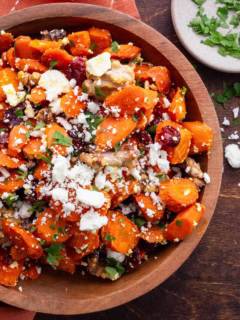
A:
[171,0,240,73]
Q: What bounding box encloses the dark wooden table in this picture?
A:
[35,1,240,319]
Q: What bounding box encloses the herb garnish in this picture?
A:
[44,243,64,266]
[49,60,58,70]
[104,232,116,241]
[110,41,119,53]
[52,131,72,147]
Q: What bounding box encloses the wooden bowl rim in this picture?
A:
[0,3,223,315]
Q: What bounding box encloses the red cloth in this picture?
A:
[0,1,139,319]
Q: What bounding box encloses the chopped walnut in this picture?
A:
[41,29,67,41]
[36,108,54,123]
[183,157,204,179]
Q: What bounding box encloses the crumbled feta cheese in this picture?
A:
[39,70,70,102]
[130,168,142,180]
[80,208,108,231]
[49,98,62,114]
[56,117,72,131]
[222,117,230,126]
[87,101,100,114]
[2,84,19,107]
[107,249,125,263]
[52,155,70,183]
[14,202,32,219]
[86,52,111,77]
[95,171,106,190]
[76,188,105,208]
[157,158,170,173]
[225,144,240,168]
[228,131,239,140]
[69,79,77,88]
[162,112,171,120]
[51,188,68,203]
[203,173,211,184]
[233,107,239,119]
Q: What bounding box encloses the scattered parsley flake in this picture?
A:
[37,154,51,164]
[49,60,58,70]
[176,220,183,227]
[104,232,116,241]
[44,243,64,266]
[52,131,72,147]
[111,41,119,53]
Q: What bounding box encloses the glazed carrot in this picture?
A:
[147,66,171,93]
[108,179,139,208]
[34,160,51,180]
[6,47,15,68]
[2,218,43,259]
[45,123,71,156]
[134,194,164,222]
[21,260,41,280]
[30,87,46,104]
[68,225,99,259]
[23,139,45,158]
[11,246,27,260]
[35,208,69,244]
[29,39,60,53]
[134,63,151,81]
[0,259,24,287]
[165,203,205,241]
[0,68,19,101]
[0,171,24,193]
[15,36,41,59]
[168,87,187,122]
[101,211,139,254]
[88,27,112,53]
[182,121,213,155]
[8,125,29,152]
[159,178,199,212]
[95,116,137,150]
[15,59,48,74]
[0,102,9,120]
[105,44,141,59]
[61,88,87,117]
[0,150,24,168]
[140,225,166,243]
[0,33,14,53]
[41,48,73,69]
[35,181,51,201]
[56,247,76,273]
[137,87,158,129]
[155,120,192,164]
[68,31,91,56]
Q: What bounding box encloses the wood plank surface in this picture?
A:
[32,1,239,319]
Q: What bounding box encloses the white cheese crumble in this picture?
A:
[76,188,105,208]
[80,208,108,231]
[222,117,230,126]
[95,171,106,190]
[107,249,125,263]
[14,201,33,219]
[86,52,111,77]
[49,98,62,114]
[225,144,240,168]
[203,173,211,184]
[233,107,239,119]
[2,84,19,107]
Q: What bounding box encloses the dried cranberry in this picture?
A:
[149,101,164,127]
[137,130,152,145]
[124,247,141,272]
[67,125,85,151]
[138,239,161,253]
[3,256,14,266]
[158,126,181,147]
[64,58,86,86]
[3,109,22,128]
[0,132,9,145]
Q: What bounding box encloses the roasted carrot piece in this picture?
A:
[137,88,158,129]
[35,208,69,244]
[168,87,187,122]
[2,218,43,259]
[105,86,145,115]
[182,121,213,155]
[0,259,24,287]
[21,260,41,280]
[0,68,19,101]
[8,125,29,152]
[15,59,48,74]
[101,211,139,254]
[41,48,73,69]
[11,246,28,261]
[140,225,166,243]
[108,179,139,208]
[67,225,99,259]
[6,47,15,68]
[29,39,60,53]
[155,120,192,164]
[61,88,87,117]
[36,181,51,201]
[165,203,205,241]
[0,150,24,168]
[0,171,24,193]
[88,27,112,53]
[105,44,141,59]
[0,33,14,53]
[159,178,199,212]
[30,87,46,104]
[34,160,51,180]
[147,66,171,94]
[0,102,9,120]
[68,31,91,56]
[134,194,164,222]
[45,123,70,156]
[134,63,151,81]
[95,116,137,150]
[23,139,45,159]
[15,36,41,59]
[56,247,76,273]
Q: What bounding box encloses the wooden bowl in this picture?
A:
[0,3,223,315]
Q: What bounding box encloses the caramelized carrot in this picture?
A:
[0,33,14,53]
[0,259,24,287]
[8,125,29,152]
[35,208,69,244]
[0,150,24,168]
[88,27,112,53]
[134,193,164,222]
[30,87,46,104]
[134,63,151,81]
[140,225,166,243]
[15,36,41,59]
[0,68,19,101]
[45,123,71,156]
[0,171,24,193]
[182,121,213,155]
[29,39,60,53]
[11,246,27,261]
[56,247,76,273]
[95,116,137,150]
[168,87,187,122]
[16,59,48,74]
[41,48,73,69]
[21,260,41,280]
[165,203,205,240]
[147,66,171,93]
[61,88,87,117]
[6,47,15,68]
[159,178,199,212]
[34,160,51,180]
[68,31,91,56]
[2,218,43,259]
[105,44,141,59]
[23,139,45,158]
[101,211,139,254]
[0,102,9,120]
